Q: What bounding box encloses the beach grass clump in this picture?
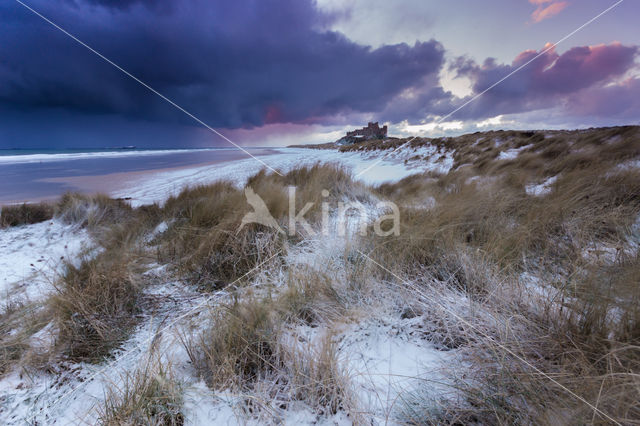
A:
[0,202,54,227]
[284,333,351,416]
[159,164,367,288]
[0,301,50,376]
[98,356,184,426]
[276,265,347,326]
[184,263,355,415]
[361,127,640,424]
[247,162,370,213]
[56,192,133,229]
[159,181,285,288]
[50,251,141,362]
[185,291,353,417]
[56,192,163,253]
[185,297,282,390]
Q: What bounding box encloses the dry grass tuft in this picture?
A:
[246,162,371,228]
[50,252,141,362]
[0,301,49,376]
[159,164,366,288]
[159,181,285,288]
[185,293,354,417]
[98,355,184,425]
[285,334,351,416]
[56,192,133,229]
[185,297,282,390]
[0,202,54,227]
[277,265,346,325]
[56,193,162,250]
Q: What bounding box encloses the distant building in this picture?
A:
[337,122,388,144]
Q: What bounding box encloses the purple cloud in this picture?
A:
[450,42,639,120]
[0,0,638,148]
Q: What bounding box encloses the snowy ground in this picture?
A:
[0,220,90,303]
[112,146,448,207]
[0,145,463,425]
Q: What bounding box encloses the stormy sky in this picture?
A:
[1,0,639,148]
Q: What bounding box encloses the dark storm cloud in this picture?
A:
[0,0,445,130]
[2,0,639,149]
[79,0,162,9]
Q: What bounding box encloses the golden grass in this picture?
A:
[0,301,49,376]
[276,265,346,326]
[158,181,285,288]
[50,252,142,362]
[56,192,133,229]
[358,127,640,424]
[185,265,356,417]
[185,297,282,389]
[284,333,351,416]
[98,355,184,425]
[0,202,54,227]
[158,164,366,288]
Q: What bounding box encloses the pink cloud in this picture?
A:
[530,1,569,23]
[453,42,639,119]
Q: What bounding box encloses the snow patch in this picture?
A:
[340,320,456,422]
[525,175,558,196]
[112,148,432,207]
[0,220,90,302]
[497,144,530,160]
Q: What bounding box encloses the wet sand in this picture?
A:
[0,148,280,205]
[36,160,227,200]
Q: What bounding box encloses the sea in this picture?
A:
[0,147,276,204]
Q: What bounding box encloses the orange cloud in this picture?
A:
[530,1,569,23]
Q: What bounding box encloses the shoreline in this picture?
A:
[0,147,284,206]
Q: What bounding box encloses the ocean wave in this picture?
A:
[0,148,226,164]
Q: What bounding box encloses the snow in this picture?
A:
[112,146,451,207]
[498,145,530,160]
[580,215,640,265]
[282,200,459,424]
[0,147,459,425]
[356,143,454,176]
[111,148,417,206]
[182,383,239,426]
[525,175,558,196]
[0,277,210,425]
[0,220,90,302]
[617,159,640,171]
[340,320,456,423]
[144,221,169,243]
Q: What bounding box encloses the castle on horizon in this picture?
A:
[338,122,388,144]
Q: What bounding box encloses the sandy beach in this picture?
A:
[0,148,280,205]
[1,146,447,207]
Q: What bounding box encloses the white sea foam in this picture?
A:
[0,148,226,165]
